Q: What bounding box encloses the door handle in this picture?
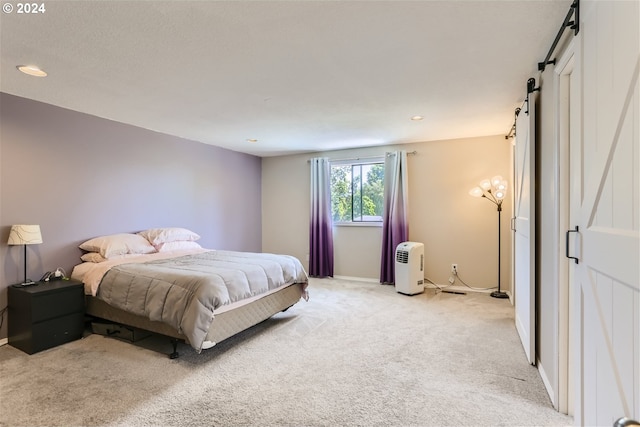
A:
[566,226,579,264]
[613,417,640,427]
[510,217,516,231]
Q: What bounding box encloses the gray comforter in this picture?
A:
[97,250,308,352]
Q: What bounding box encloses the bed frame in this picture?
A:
[85,282,305,358]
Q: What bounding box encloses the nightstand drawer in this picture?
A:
[11,312,85,355]
[31,288,84,322]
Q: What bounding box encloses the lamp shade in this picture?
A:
[469,187,484,197]
[479,179,492,190]
[7,225,43,245]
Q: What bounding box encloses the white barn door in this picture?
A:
[514,94,536,365]
[571,1,639,425]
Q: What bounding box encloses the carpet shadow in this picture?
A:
[96,310,303,365]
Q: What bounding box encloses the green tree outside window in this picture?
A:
[331,162,384,222]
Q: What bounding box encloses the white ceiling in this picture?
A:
[0,1,572,157]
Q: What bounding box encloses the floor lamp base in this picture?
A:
[490,290,509,299]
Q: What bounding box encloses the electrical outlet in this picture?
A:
[451,264,458,275]
[448,276,455,284]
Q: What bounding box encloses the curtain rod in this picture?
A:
[308,150,417,163]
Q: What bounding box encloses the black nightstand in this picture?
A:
[8,280,85,354]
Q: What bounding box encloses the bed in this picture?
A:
[70,228,309,358]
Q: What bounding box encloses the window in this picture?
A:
[330,160,384,223]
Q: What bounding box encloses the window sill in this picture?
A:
[333,222,383,228]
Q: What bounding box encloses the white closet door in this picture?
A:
[514,94,536,365]
[571,1,640,424]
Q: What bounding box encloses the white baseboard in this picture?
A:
[333,275,379,284]
[425,283,499,295]
[327,277,510,298]
[537,358,557,409]
[0,337,8,347]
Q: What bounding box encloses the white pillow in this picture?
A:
[80,252,148,263]
[138,227,200,245]
[79,233,156,258]
[154,241,202,253]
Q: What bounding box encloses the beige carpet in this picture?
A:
[0,278,572,426]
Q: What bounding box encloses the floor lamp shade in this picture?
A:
[7,224,43,285]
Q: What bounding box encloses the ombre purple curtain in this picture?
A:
[380,151,409,284]
[309,157,334,277]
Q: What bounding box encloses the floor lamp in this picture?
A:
[469,176,509,299]
[7,224,43,286]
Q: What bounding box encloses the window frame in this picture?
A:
[330,157,385,226]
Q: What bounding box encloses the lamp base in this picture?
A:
[490,290,509,299]
[13,280,36,287]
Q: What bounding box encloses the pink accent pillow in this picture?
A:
[79,233,156,258]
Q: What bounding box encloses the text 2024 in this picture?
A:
[17,3,46,14]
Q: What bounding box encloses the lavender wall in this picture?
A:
[0,93,262,339]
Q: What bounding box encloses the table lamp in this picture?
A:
[7,224,43,285]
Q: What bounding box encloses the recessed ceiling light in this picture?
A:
[247,139,258,143]
[411,116,424,121]
[17,65,47,77]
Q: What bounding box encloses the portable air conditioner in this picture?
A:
[395,242,425,295]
